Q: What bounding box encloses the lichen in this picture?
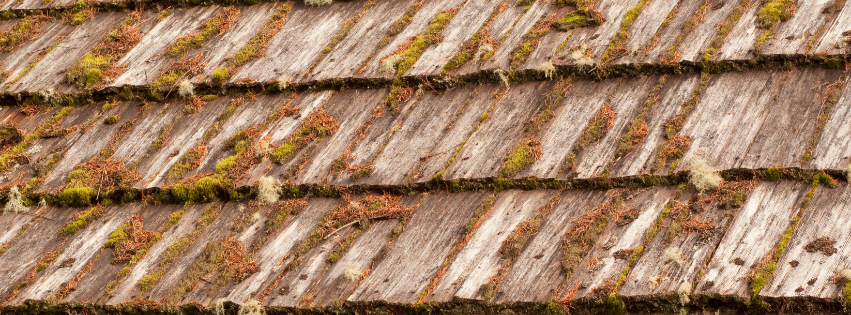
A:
[688,154,722,192]
[3,187,28,213]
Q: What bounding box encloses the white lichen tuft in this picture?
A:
[571,45,593,67]
[178,80,195,97]
[256,176,280,205]
[380,54,403,74]
[688,154,722,192]
[841,269,851,281]
[276,76,292,91]
[254,139,272,158]
[494,69,510,87]
[26,144,41,155]
[665,247,685,266]
[677,282,691,305]
[844,163,851,182]
[4,186,27,214]
[237,299,265,315]
[305,0,331,6]
[536,61,556,79]
[345,262,362,281]
[473,43,494,62]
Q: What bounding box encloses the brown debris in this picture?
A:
[803,237,838,256]
[66,158,141,193]
[110,215,157,263]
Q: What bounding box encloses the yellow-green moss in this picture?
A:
[0,16,44,52]
[58,205,105,236]
[499,138,542,178]
[166,8,240,58]
[215,156,236,174]
[757,0,794,29]
[227,4,291,69]
[57,186,96,208]
[601,1,647,62]
[211,67,229,84]
[552,9,602,32]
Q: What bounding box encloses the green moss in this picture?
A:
[510,18,552,70]
[757,0,794,29]
[764,166,783,181]
[58,205,104,236]
[226,4,291,68]
[552,10,602,31]
[104,222,128,249]
[215,156,236,174]
[499,138,541,178]
[601,1,647,62]
[750,262,776,298]
[754,31,770,52]
[270,112,337,164]
[166,8,239,58]
[57,186,96,208]
[200,95,219,102]
[562,103,616,176]
[69,9,92,26]
[211,67,229,83]
[0,16,43,52]
[104,115,119,124]
[605,293,626,315]
[703,3,746,62]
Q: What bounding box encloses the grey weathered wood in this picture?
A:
[349,192,487,303]
[695,181,807,298]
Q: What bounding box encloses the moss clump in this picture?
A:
[58,205,105,236]
[499,137,542,178]
[703,3,746,62]
[757,0,794,29]
[66,0,94,26]
[164,145,207,185]
[0,107,72,171]
[57,187,96,208]
[215,156,236,174]
[104,115,120,124]
[441,1,504,74]
[153,52,207,89]
[510,17,552,70]
[764,166,783,181]
[562,102,616,175]
[552,9,603,31]
[0,16,46,52]
[211,67,229,84]
[601,1,646,62]
[166,8,240,58]
[381,8,457,77]
[66,11,144,89]
[226,4,291,69]
[270,111,338,164]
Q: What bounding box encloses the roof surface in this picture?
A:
[0,0,849,314]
